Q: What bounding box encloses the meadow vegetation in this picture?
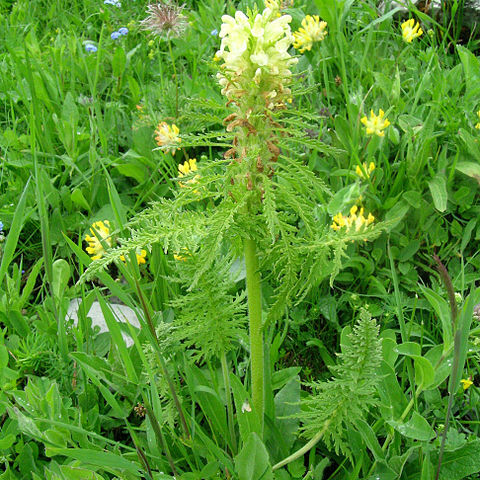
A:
[1,0,480,479]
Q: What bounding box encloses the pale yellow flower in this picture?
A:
[85,220,112,260]
[120,247,147,265]
[401,19,423,43]
[355,162,376,180]
[460,378,473,390]
[216,8,297,106]
[475,110,480,129]
[361,109,390,137]
[265,0,293,16]
[331,205,375,233]
[155,122,181,154]
[293,15,327,53]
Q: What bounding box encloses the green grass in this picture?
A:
[1,0,480,479]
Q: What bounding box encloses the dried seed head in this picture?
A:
[141,2,188,39]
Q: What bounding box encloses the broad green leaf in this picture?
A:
[71,188,91,212]
[52,259,71,299]
[235,433,273,480]
[387,411,435,441]
[45,448,141,476]
[430,439,480,480]
[394,342,421,357]
[455,161,480,181]
[274,378,300,452]
[355,419,384,461]
[112,47,127,77]
[428,175,447,212]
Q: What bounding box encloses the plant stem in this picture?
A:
[272,419,331,471]
[244,237,264,436]
[221,351,237,454]
[134,278,190,440]
[167,38,179,119]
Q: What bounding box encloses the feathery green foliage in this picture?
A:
[299,309,382,458]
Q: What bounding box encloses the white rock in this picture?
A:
[66,298,141,347]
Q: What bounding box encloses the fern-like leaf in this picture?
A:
[299,309,382,459]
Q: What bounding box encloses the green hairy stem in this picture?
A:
[244,237,264,436]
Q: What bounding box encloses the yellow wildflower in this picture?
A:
[355,161,376,180]
[460,378,473,390]
[331,205,375,233]
[155,122,181,154]
[178,158,200,189]
[475,110,480,129]
[120,248,147,265]
[173,248,189,261]
[293,15,327,53]
[361,109,390,137]
[401,19,423,43]
[85,220,112,260]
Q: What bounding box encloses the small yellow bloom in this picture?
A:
[475,110,480,129]
[120,248,147,265]
[401,19,423,43]
[85,220,112,260]
[361,109,390,137]
[293,15,327,53]
[355,162,376,180]
[173,248,189,261]
[178,158,200,190]
[331,205,375,233]
[460,378,473,390]
[155,122,181,154]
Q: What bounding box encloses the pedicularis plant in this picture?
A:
[83,3,387,477]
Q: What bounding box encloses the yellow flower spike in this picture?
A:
[293,15,327,53]
[120,248,147,265]
[85,220,112,260]
[330,206,375,233]
[460,378,473,390]
[401,18,423,43]
[155,121,181,154]
[355,161,376,180]
[360,109,390,137]
[178,158,200,190]
[475,110,480,129]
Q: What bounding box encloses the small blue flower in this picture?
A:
[104,0,121,6]
[0,221,3,232]
[111,31,121,40]
[211,29,218,36]
[85,44,98,53]
[118,27,129,35]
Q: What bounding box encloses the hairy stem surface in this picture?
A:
[244,237,264,436]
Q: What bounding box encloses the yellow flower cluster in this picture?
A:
[155,122,181,154]
[85,220,147,265]
[293,15,327,53]
[85,221,112,260]
[361,109,390,137]
[178,158,199,188]
[216,8,297,106]
[331,206,375,233]
[355,161,375,180]
[401,19,423,43]
[460,378,473,390]
[120,248,147,265]
[475,110,480,129]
